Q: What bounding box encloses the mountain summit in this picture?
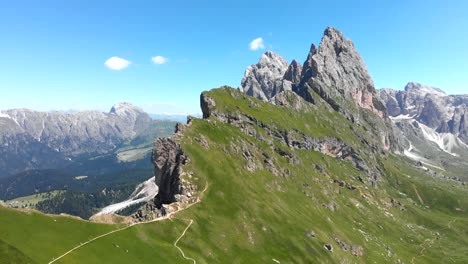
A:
[296,27,385,118]
[239,27,397,151]
[109,102,145,116]
[239,50,289,101]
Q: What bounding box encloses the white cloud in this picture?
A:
[152,56,168,64]
[104,57,131,70]
[249,37,265,51]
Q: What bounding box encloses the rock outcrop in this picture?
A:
[281,59,302,92]
[239,51,289,101]
[151,137,188,208]
[134,133,197,221]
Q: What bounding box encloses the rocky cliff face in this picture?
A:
[0,102,155,176]
[379,82,468,143]
[281,59,303,92]
[296,27,386,119]
[134,125,198,221]
[238,27,398,151]
[152,137,187,207]
[239,51,289,101]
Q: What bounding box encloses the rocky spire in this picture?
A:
[239,51,289,101]
[296,27,386,119]
[281,59,303,91]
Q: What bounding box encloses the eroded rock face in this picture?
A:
[134,136,197,221]
[281,59,303,91]
[201,93,216,119]
[239,51,289,101]
[296,27,386,119]
[152,137,188,207]
[379,82,468,143]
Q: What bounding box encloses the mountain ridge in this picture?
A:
[0,102,173,177]
[0,27,467,263]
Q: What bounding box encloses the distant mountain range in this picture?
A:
[0,102,176,200]
[379,82,468,181]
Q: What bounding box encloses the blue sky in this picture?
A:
[0,0,467,114]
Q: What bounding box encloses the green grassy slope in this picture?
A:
[0,207,119,263]
[1,87,467,263]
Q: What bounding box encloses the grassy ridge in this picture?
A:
[1,87,467,263]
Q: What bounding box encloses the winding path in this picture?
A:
[173,218,196,264]
[48,182,208,264]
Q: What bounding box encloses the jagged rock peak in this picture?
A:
[404,82,447,97]
[109,102,144,116]
[239,50,289,101]
[283,59,302,84]
[297,26,385,118]
[281,59,303,92]
[259,51,288,66]
[323,26,345,40]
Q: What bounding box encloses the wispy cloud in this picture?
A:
[249,37,265,51]
[152,56,168,64]
[104,56,131,70]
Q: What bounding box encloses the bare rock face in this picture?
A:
[379,82,468,143]
[281,59,303,91]
[380,82,447,118]
[200,92,216,119]
[239,51,289,101]
[134,136,197,221]
[237,27,389,120]
[296,27,386,119]
[152,137,188,208]
[378,88,402,116]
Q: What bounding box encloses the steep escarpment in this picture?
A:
[134,126,198,221]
